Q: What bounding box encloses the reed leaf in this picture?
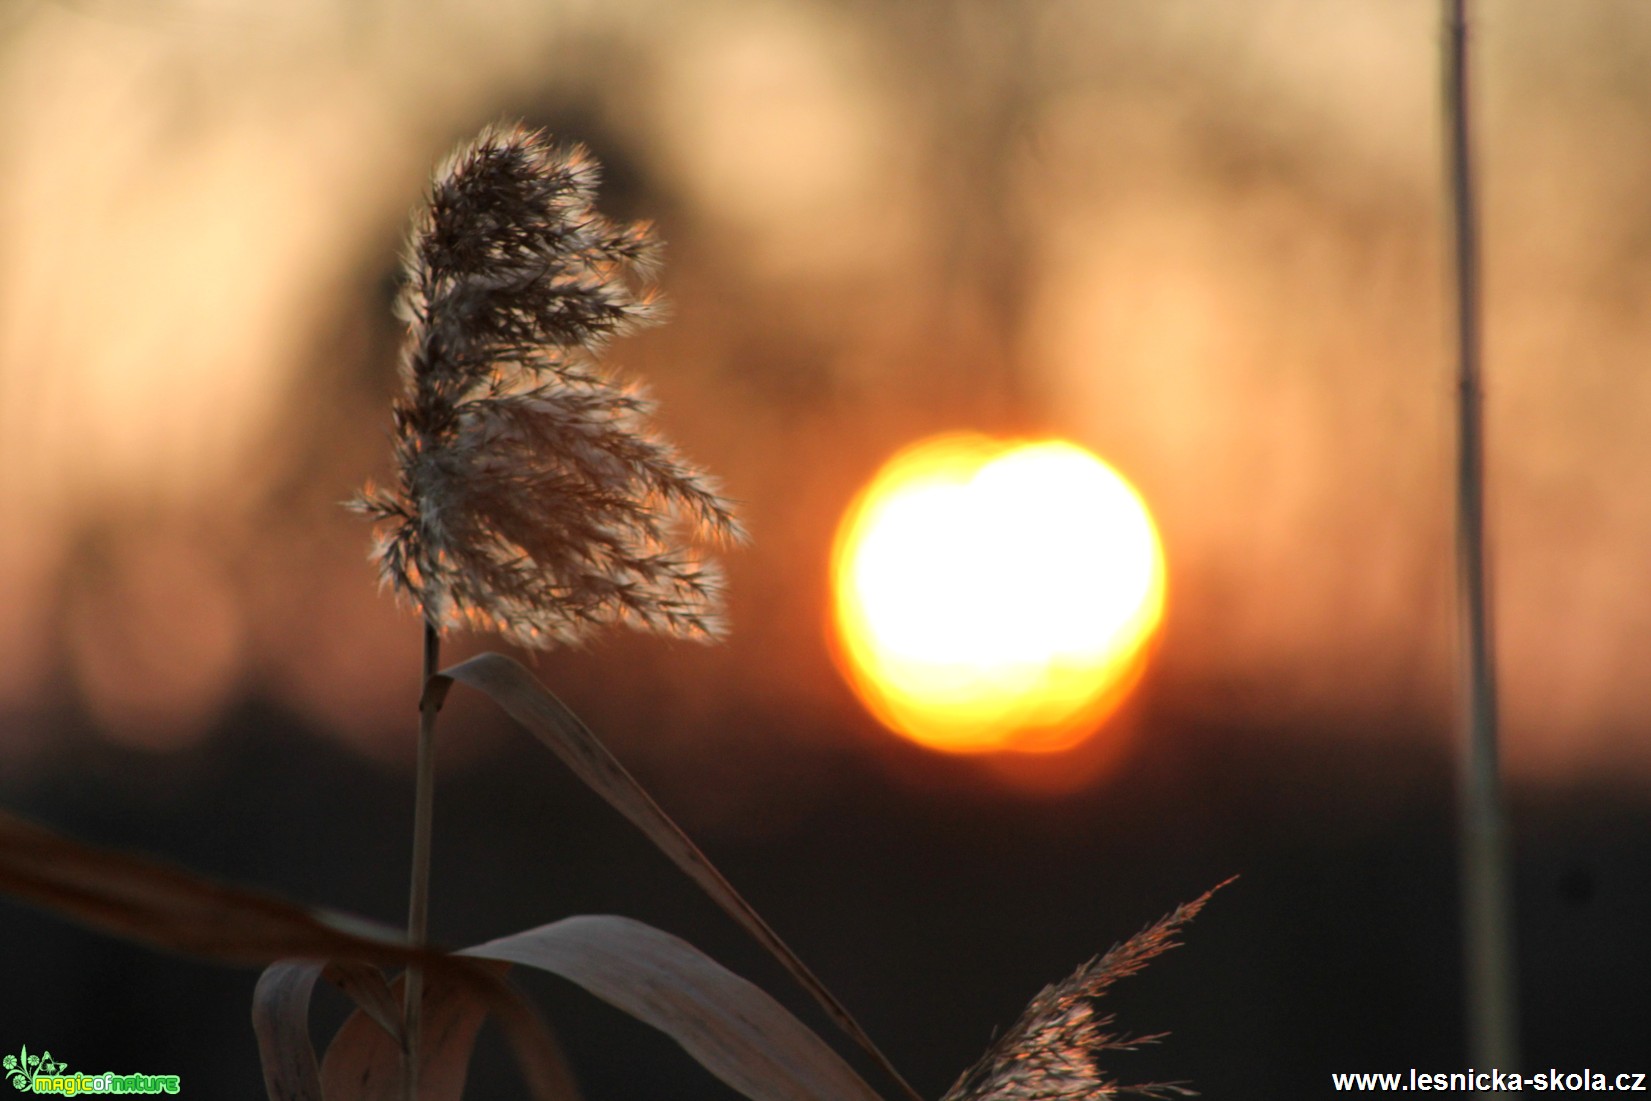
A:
[253,962,327,1101]
[0,808,571,1101]
[316,961,570,1101]
[254,953,579,1101]
[463,914,888,1101]
[0,808,407,962]
[254,961,416,1101]
[432,651,920,1101]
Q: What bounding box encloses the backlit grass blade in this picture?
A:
[464,914,887,1101]
[433,651,922,1101]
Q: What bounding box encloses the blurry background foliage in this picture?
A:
[0,1,1648,1098]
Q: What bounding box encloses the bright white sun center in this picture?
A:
[831,434,1166,754]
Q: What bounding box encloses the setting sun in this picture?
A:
[830,434,1166,754]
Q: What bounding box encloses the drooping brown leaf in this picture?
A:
[0,808,409,963]
[0,808,574,1101]
[432,652,920,1101]
[463,914,888,1101]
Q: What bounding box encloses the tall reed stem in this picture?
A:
[404,620,442,1101]
[1443,0,1519,1074]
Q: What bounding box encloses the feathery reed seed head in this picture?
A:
[352,123,742,647]
[942,890,1219,1101]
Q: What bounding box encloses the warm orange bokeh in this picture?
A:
[830,433,1166,755]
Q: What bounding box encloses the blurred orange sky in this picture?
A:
[3,0,1651,784]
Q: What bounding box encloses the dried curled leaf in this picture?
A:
[253,955,580,1101]
[253,962,327,1101]
[315,960,580,1101]
[258,913,889,1101]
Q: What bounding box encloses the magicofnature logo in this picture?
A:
[3,1046,179,1095]
[4,1048,65,1090]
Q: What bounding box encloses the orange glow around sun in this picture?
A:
[830,433,1166,755]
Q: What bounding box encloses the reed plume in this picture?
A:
[943,886,1222,1101]
[352,122,742,648]
[349,121,744,1101]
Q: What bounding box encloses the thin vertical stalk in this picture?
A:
[403,620,442,1101]
[1443,0,1519,1074]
